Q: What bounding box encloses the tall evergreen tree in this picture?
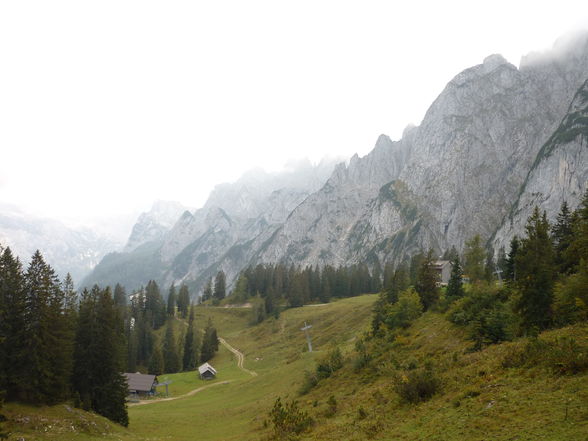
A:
[200,319,218,363]
[504,236,519,281]
[384,264,410,304]
[463,235,486,282]
[182,307,199,371]
[73,286,128,426]
[23,251,71,403]
[145,280,165,329]
[515,207,555,333]
[0,248,27,401]
[415,249,439,311]
[213,270,226,304]
[148,343,164,376]
[163,324,180,374]
[202,279,213,303]
[445,255,465,302]
[565,189,588,270]
[177,284,190,319]
[113,283,127,308]
[167,283,177,316]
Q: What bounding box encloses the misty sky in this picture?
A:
[1,1,587,233]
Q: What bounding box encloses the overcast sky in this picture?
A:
[1,1,587,234]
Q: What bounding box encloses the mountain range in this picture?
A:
[81,32,588,296]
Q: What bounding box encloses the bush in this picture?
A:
[316,347,343,380]
[394,367,441,404]
[353,339,372,371]
[269,397,313,439]
[553,261,588,326]
[384,287,423,330]
[447,282,514,348]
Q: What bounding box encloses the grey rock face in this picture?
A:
[84,33,588,294]
[493,78,588,252]
[258,33,588,269]
[124,200,189,252]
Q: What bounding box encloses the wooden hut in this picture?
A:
[198,362,217,380]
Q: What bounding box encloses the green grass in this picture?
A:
[5,294,586,441]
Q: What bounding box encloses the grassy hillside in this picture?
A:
[4,294,587,441]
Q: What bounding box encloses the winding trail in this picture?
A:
[218,337,258,377]
[128,336,257,407]
[128,381,231,407]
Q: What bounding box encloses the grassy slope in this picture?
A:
[3,295,376,441]
[5,295,586,441]
[298,314,588,441]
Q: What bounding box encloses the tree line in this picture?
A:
[223,263,381,322]
[0,249,128,426]
[372,190,588,346]
[0,248,220,430]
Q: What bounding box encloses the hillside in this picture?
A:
[4,295,587,441]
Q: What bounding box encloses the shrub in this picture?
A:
[447,282,514,348]
[384,287,423,330]
[553,261,588,326]
[394,367,441,404]
[316,347,343,380]
[324,395,337,417]
[269,397,313,439]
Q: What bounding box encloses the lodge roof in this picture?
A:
[123,373,157,392]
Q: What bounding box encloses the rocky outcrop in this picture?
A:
[493,77,588,251]
[124,200,189,252]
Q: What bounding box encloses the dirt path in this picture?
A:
[218,337,258,377]
[128,381,231,407]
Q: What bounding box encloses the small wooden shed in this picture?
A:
[123,372,157,395]
[198,362,217,380]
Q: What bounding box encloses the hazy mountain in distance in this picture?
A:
[83,158,341,292]
[84,32,588,296]
[124,200,190,252]
[0,204,122,282]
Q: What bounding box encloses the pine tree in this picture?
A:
[515,207,555,333]
[145,280,165,329]
[384,264,410,304]
[202,279,213,302]
[113,283,127,308]
[213,270,226,304]
[415,249,439,311]
[182,307,198,371]
[0,248,27,401]
[73,286,128,426]
[148,344,164,376]
[505,236,519,281]
[445,255,465,302]
[463,235,486,282]
[167,283,176,316]
[200,319,218,363]
[177,284,190,319]
[23,251,71,404]
[163,324,180,373]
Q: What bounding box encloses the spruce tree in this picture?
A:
[73,286,128,426]
[445,255,465,302]
[415,249,439,311]
[514,207,555,333]
[113,283,127,308]
[463,235,486,282]
[565,189,588,270]
[163,324,180,373]
[182,307,198,371]
[202,279,213,302]
[505,236,519,281]
[148,344,164,375]
[167,283,176,316]
[0,248,27,401]
[200,319,218,363]
[177,284,190,319]
[213,270,226,304]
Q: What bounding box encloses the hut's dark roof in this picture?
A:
[123,373,156,392]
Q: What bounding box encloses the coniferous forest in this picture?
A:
[0,248,220,429]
